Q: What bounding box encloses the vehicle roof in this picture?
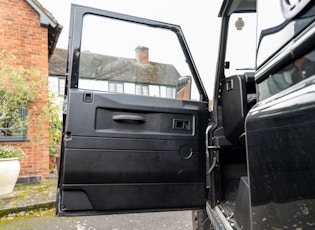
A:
[219,0,256,17]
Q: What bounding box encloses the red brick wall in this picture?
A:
[0,0,50,180]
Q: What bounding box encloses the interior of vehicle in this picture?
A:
[206,1,257,228]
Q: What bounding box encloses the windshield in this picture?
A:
[225,12,257,77]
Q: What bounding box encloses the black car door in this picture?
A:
[245,11,315,228]
[56,4,209,216]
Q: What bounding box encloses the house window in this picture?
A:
[0,108,27,140]
[166,87,176,98]
[136,84,149,96]
[136,84,175,98]
[149,85,160,97]
[109,82,124,93]
[58,78,65,96]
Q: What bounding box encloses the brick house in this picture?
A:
[0,0,62,182]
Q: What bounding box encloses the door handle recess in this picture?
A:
[112,115,146,123]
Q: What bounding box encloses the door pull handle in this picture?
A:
[112,115,146,123]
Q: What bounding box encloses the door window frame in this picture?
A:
[67,4,208,102]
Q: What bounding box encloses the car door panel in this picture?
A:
[246,77,315,228]
[64,89,207,186]
[58,88,208,215]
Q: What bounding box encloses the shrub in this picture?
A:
[48,92,62,155]
[0,145,25,160]
[0,51,45,140]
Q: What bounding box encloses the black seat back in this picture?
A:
[221,74,256,145]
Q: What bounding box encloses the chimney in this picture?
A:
[135,46,149,64]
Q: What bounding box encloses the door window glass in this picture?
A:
[225,13,257,77]
[256,0,315,67]
[78,14,202,101]
[258,49,315,100]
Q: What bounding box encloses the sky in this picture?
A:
[38,0,223,97]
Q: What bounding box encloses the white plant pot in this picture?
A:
[0,158,20,195]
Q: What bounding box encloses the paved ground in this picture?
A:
[0,177,57,217]
[0,209,193,230]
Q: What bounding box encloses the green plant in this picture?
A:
[0,145,25,160]
[0,52,45,139]
[48,91,62,155]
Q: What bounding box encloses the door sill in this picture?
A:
[206,202,235,230]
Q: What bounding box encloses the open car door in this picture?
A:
[56,4,209,216]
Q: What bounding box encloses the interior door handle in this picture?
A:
[112,115,146,123]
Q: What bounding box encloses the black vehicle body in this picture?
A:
[57,0,315,229]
